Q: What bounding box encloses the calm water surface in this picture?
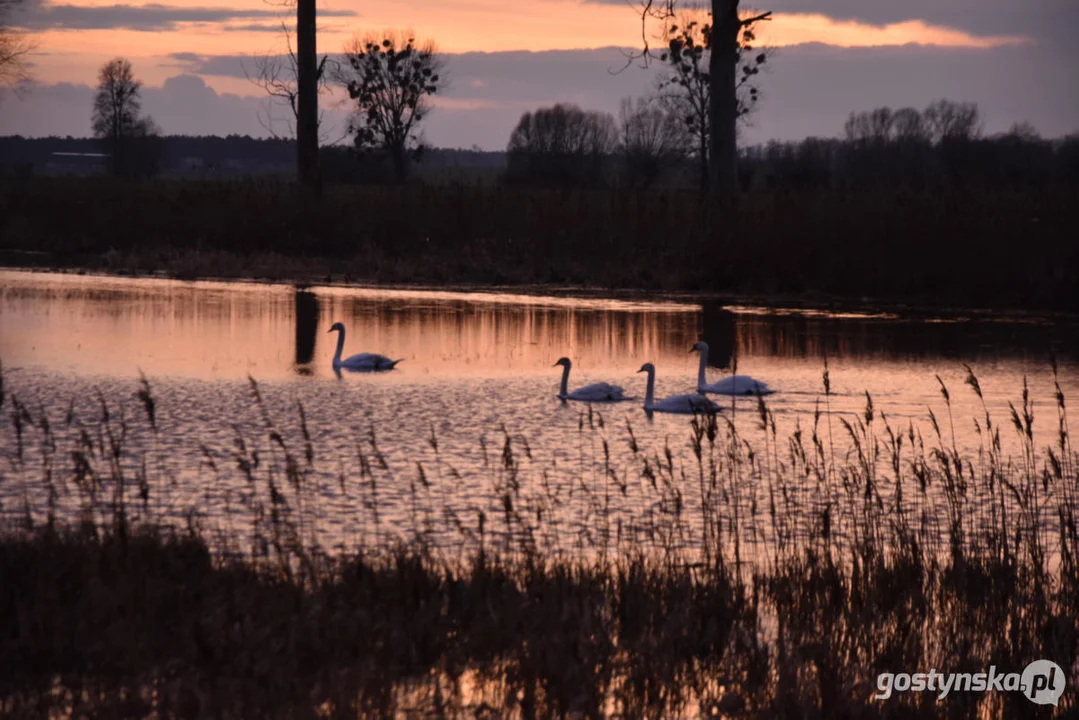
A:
[2,270,1076,552]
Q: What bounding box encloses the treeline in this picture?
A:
[744,101,1079,190]
[501,99,1079,190]
[0,135,507,179]
[5,100,1076,190]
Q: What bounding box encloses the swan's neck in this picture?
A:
[559,363,570,398]
[696,347,709,389]
[644,369,655,410]
[332,329,345,365]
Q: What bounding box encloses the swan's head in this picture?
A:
[690,341,709,354]
[553,357,571,368]
[328,322,345,334]
[637,363,655,374]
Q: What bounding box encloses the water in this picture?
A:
[1,269,1076,554]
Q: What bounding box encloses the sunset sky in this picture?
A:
[2,0,1076,148]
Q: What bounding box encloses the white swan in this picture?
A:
[328,322,402,371]
[690,341,774,396]
[554,357,630,402]
[638,363,720,414]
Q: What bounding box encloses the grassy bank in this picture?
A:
[1,365,1077,717]
[2,178,1077,311]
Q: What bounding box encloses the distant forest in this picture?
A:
[2,115,1078,190]
[0,135,508,182]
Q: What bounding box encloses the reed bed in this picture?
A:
[2,178,1077,310]
[0,361,1077,718]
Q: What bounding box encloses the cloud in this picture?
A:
[759,14,1029,49]
[3,43,1076,149]
[585,0,1075,40]
[15,3,356,32]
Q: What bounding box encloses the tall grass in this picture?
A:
[1,362,1076,718]
[2,177,1077,310]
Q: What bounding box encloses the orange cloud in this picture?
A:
[21,0,1032,89]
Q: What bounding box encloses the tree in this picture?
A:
[506,103,617,187]
[845,101,980,147]
[923,99,981,144]
[0,0,34,97]
[618,96,686,188]
[654,12,768,189]
[244,21,339,143]
[91,58,161,177]
[634,0,772,193]
[844,107,894,145]
[295,0,319,192]
[336,30,444,183]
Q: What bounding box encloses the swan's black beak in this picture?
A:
[688,348,695,353]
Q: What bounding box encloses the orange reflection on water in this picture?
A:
[0,271,704,381]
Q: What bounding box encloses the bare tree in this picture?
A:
[891,107,928,143]
[91,58,160,177]
[336,30,444,183]
[923,99,981,144]
[844,107,894,145]
[619,96,686,188]
[244,21,340,143]
[0,0,34,97]
[846,101,980,147]
[631,0,772,193]
[507,103,617,187]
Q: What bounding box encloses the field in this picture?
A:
[2,178,1077,311]
[1,364,1076,718]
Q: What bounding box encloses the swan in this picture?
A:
[328,322,403,371]
[690,341,775,396]
[554,357,631,402]
[638,363,720,414]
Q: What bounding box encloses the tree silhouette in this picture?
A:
[507,103,617,187]
[244,21,340,143]
[632,0,771,193]
[0,0,34,96]
[336,31,444,183]
[618,97,686,188]
[91,58,161,177]
[654,13,768,190]
[295,0,319,192]
[923,99,982,144]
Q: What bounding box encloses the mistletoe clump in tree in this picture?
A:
[338,31,444,183]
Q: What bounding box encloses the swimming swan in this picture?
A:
[638,363,720,414]
[328,322,402,371]
[690,341,774,396]
[554,357,630,401]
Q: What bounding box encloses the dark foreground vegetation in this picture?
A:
[1,364,1077,718]
[2,177,1077,311]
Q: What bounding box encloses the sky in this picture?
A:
[1,0,1076,148]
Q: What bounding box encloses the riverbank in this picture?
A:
[2,178,1077,312]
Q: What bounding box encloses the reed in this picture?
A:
[0,362,1076,718]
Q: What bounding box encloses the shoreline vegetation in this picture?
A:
[1,364,1077,717]
[2,178,1077,312]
